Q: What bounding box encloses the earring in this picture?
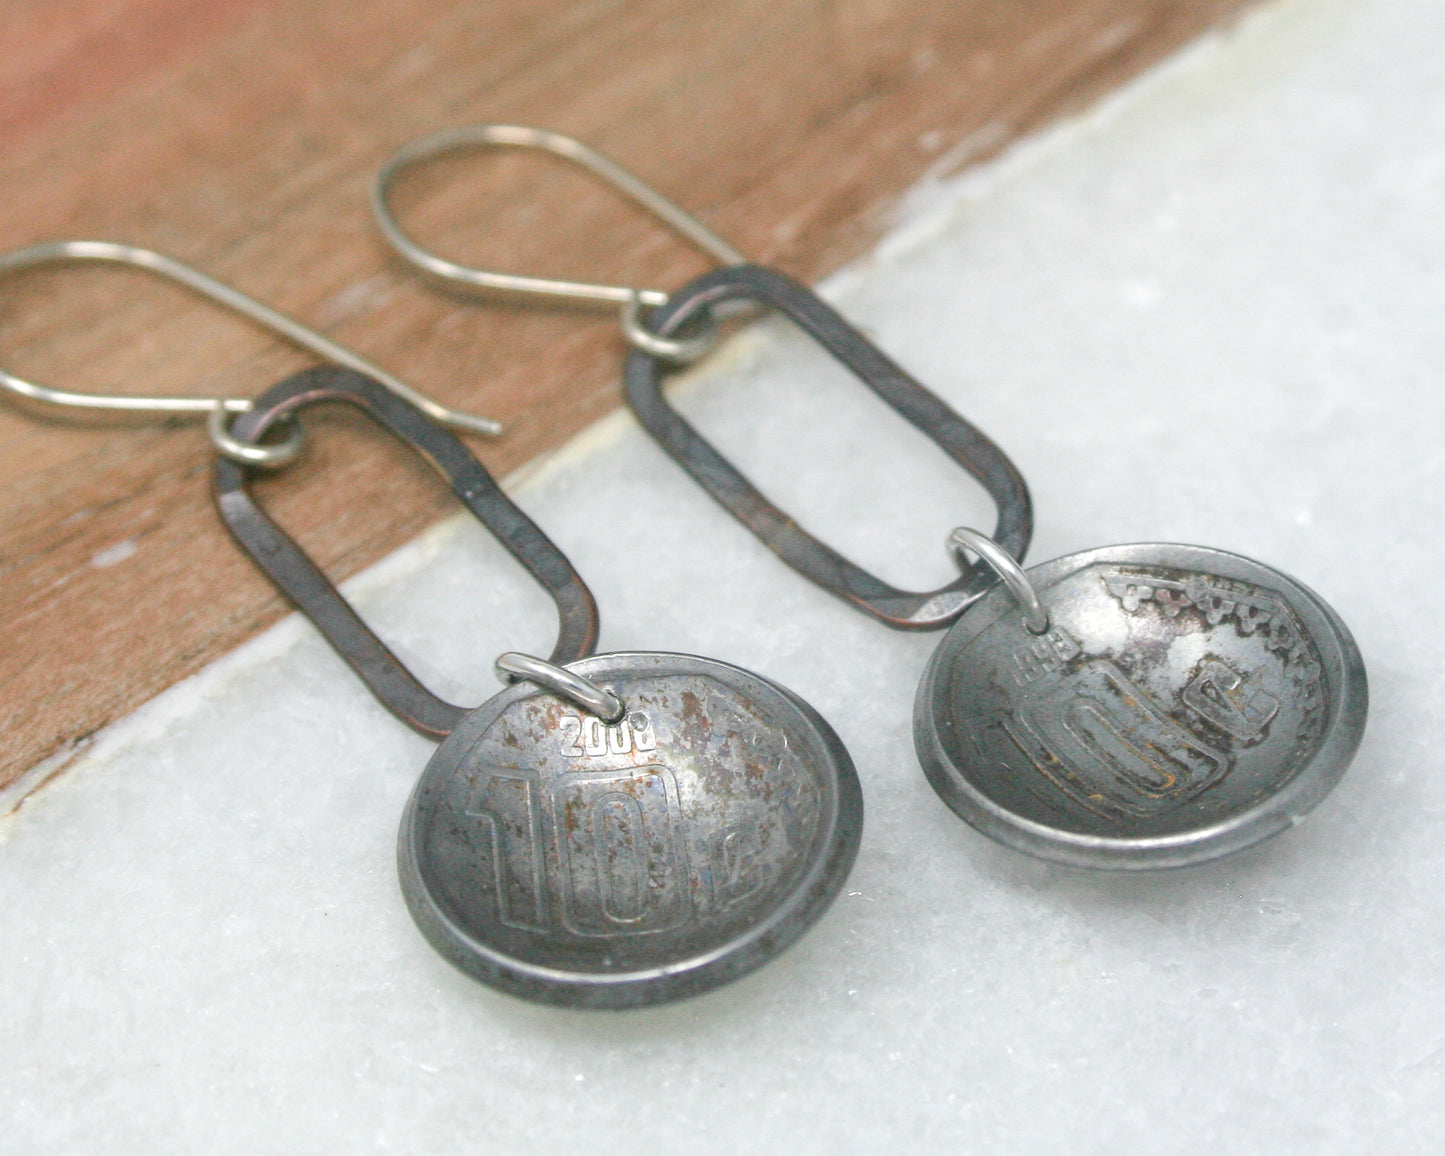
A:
[0,239,861,1008]
[216,367,862,1008]
[373,125,1366,871]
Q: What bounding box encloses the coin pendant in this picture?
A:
[400,652,862,1006]
[914,543,1367,868]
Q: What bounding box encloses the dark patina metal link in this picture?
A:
[623,264,1033,630]
[213,365,599,739]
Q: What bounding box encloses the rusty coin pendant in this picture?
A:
[914,543,1367,869]
[399,651,862,1007]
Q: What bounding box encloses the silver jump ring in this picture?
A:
[206,403,304,469]
[620,291,719,365]
[949,526,1049,634]
[495,651,626,723]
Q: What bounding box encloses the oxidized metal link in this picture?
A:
[624,264,1033,630]
[214,365,599,739]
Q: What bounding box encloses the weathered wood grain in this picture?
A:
[0,0,1258,797]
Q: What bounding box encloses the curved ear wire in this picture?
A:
[372,125,747,363]
[0,240,503,466]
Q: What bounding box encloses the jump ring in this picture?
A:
[206,403,305,469]
[949,526,1049,634]
[621,292,719,365]
[495,651,626,723]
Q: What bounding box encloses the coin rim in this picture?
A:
[913,542,1368,869]
[399,651,863,1007]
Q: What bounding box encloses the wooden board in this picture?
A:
[0,0,1258,798]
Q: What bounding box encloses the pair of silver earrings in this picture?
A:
[1,126,1365,1010]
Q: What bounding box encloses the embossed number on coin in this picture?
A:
[914,543,1367,869]
[400,652,862,1007]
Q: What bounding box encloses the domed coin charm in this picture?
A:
[400,652,862,1007]
[215,369,862,1006]
[914,538,1367,869]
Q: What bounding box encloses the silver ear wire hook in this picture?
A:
[0,239,503,467]
[372,125,748,364]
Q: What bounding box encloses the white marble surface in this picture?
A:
[4,0,1444,1149]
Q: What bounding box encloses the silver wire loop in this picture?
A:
[372,124,748,356]
[949,526,1050,634]
[0,240,502,463]
[206,404,304,469]
[495,651,626,724]
[620,291,719,364]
